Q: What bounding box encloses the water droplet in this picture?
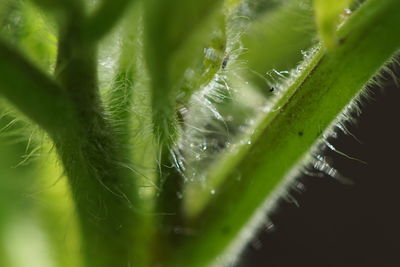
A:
[245,119,255,126]
[184,68,195,79]
[204,48,219,62]
[261,105,271,113]
[301,49,310,58]
[210,189,216,195]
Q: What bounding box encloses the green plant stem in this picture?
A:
[106,2,141,160]
[0,40,76,134]
[53,8,142,267]
[108,68,135,160]
[86,0,134,42]
[106,13,156,265]
[144,1,225,262]
[149,148,184,266]
[168,0,400,266]
[152,11,229,263]
[144,0,225,146]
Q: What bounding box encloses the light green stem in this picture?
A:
[169,0,400,266]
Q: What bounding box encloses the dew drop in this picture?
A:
[260,105,271,113]
[301,49,310,58]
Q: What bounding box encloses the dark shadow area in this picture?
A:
[240,65,400,267]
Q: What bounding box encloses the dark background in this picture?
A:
[240,66,400,267]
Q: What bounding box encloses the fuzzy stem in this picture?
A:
[144,1,226,254]
[85,0,135,42]
[108,69,135,157]
[168,0,400,266]
[106,2,141,159]
[106,15,156,265]
[147,149,183,266]
[0,40,77,134]
[53,7,141,267]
